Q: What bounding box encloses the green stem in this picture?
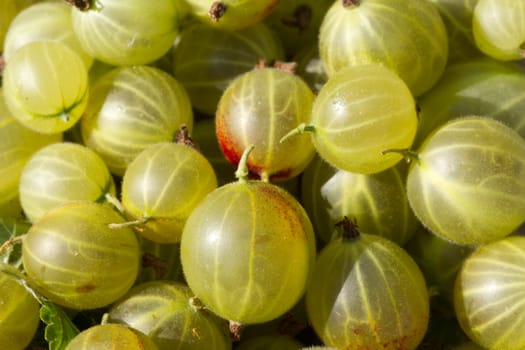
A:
[105,192,125,213]
[0,262,46,303]
[0,235,25,255]
[381,148,419,164]
[235,144,255,183]
[108,217,150,230]
[280,123,316,144]
[189,296,206,311]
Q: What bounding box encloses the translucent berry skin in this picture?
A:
[22,201,141,310]
[310,65,418,174]
[429,0,481,64]
[108,281,232,350]
[415,58,525,147]
[181,181,316,325]
[70,0,182,66]
[319,0,448,97]
[65,324,159,350]
[301,156,418,245]
[19,142,116,223]
[3,1,93,68]
[472,0,525,61]
[407,117,525,245]
[0,88,61,218]
[81,65,193,176]
[235,334,303,350]
[216,67,316,182]
[454,236,525,350]
[305,233,429,350]
[172,22,285,116]
[184,0,281,30]
[121,142,218,243]
[2,41,89,134]
[0,272,40,350]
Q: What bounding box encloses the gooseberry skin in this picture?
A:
[121,142,218,243]
[172,22,285,116]
[107,281,232,350]
[405,227,474,303]
[454,236,525,350]
[22,201,141,310]
[70,0,181,66]
[0,88,61,218]
[0,272,41,350]
[429,0,481,64]
[305,231,429,350]
[472,0,525,61]
[309,65,418,175]
[407,117,525,245]
[135,240,184,284]
[0,0,37,49]
[301,156,418,245]
[2,41,89,134]
[235,334,303,350]
[19,142,116,223]
[180,181,316,325]
[263,0,333,57]
[319,0,448,96]
[216,67,316,182]
[415,58,525,147]
[184,0,281,30]
[81,65,193,176]
[3,1,93,68]
[65,324,159,350]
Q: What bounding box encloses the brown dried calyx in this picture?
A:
[343,0,361,7]
[229,320,245,342]
[280,5,312,32]
[65,0,92,11]
[141,252,168,279]
[175,124,201,152]
[254,59,298,74]
[336,216,361,241]
[0,54,4,81]
[209,1,227,22]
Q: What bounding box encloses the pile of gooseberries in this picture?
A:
[1,0,525,349]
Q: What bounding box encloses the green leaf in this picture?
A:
[40,302,80,350]
[0,217,30,267]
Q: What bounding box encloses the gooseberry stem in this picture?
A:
[104,193,125,213]
[59,112,70,123]
[0,235,25,256]
[280,123,316,144]
[0,262,46,303]
[189,296,206,311]
[175,124,200,152]
[235,144,255,183]
[108,217,150,230]
[381,148,420,163]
